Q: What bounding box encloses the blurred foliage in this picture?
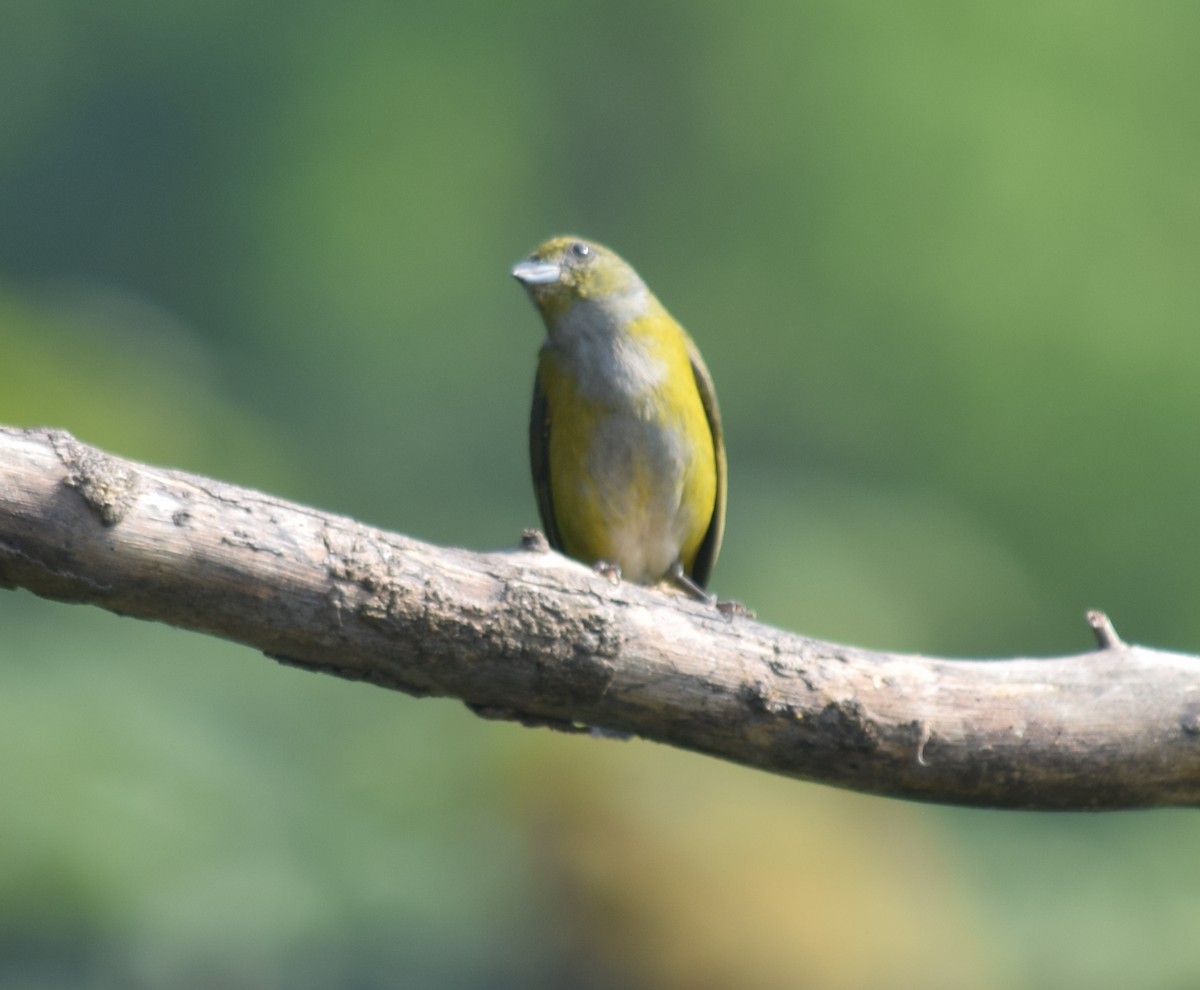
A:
[2,2,1199,987]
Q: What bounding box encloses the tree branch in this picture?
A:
[3,424,1199,809]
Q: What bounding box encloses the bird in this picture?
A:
[512,235,725,599]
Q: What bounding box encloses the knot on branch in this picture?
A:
[50,429,139,526]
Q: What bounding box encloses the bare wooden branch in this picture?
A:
[3,424,1200,810]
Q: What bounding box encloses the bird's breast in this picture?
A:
[549,309,668,404]
[542,361,717,584]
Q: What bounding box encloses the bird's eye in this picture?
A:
[570,241,591,259]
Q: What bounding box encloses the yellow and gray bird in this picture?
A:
[512,236,725,596]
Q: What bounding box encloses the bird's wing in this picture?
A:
[687,338,726,589]
[529,366,564,552]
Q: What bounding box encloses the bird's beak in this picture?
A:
[512,259,562,286]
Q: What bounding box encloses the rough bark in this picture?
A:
[2,424,1199,809]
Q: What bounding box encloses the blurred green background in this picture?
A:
[3,3,1199,987]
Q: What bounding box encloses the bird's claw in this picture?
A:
[715,599,755,620]
[593,561,622,585]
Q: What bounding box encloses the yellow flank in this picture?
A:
[514,235,726,589]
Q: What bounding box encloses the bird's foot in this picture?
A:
[668,562,755,620]
[715,599,755,620]
[668,561,714,603]
[593,560,622,585]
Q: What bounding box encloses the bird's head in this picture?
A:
[512,236,646,325]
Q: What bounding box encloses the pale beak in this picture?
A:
[511,259,562,286]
